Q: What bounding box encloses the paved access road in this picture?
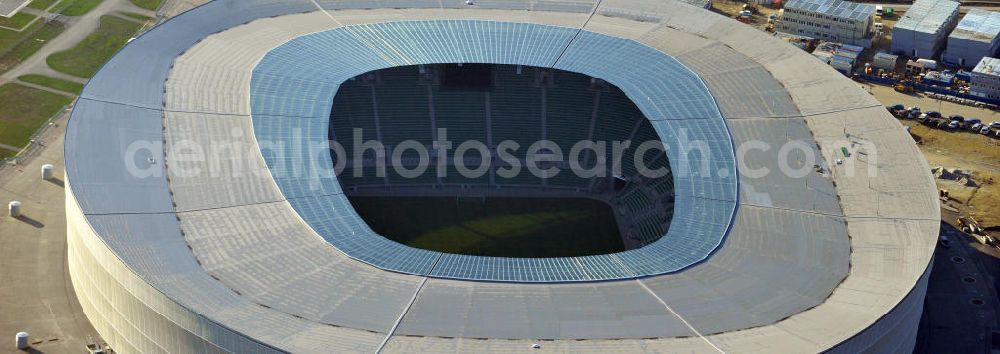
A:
[0,110,102,353]
[0,2,188,352]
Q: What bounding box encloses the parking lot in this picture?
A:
[890,104,1000,136]
[867,83,1000,232]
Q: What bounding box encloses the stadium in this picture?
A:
[63,0,938,353]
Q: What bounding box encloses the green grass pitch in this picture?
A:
[348,196,625,258]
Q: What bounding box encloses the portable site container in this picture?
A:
[942,9,1000,69]
[891,0,961,59]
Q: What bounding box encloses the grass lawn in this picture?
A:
[348,196,624,257]
[18,74,84,94]
[0,13,36,29]
[0,26,29,50]
[119,11,152,21]
[60,0,105,16]
[128,0,161,11]
[47,15,140,78]
[0,83,72,149]
[0,22,65,74]
[29,0,60,10]
[0,147,16,160]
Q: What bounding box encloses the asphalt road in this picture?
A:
[0,2,181,352]
[0,109,102,354]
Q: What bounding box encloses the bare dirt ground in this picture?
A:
[868,83,1000,229]
[710,1,778,32]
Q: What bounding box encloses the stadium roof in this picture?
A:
[63,0,938,352]
[951,9,1000,43]
[251,20,735,282]
[783,0,874,22]
[894,0,960,34]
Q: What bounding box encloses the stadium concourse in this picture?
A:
[63,0,937,353]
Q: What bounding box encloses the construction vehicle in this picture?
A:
[765,15,776,32]
[959,216,986,235]
[892,81,913,93]
[958,216,996,246]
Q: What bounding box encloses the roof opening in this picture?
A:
[327,64,674,257]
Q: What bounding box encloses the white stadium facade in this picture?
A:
[63,0,938,353]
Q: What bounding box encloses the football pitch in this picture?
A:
[347,196,625,258]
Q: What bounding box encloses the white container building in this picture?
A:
[942,9,1000,69]
[813,41,863,74]
[873,52,900,71]
[891,0,961,59]
[776,0,876,47]
[971,57,1000,100]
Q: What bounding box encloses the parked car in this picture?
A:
[936,120,951,129]
[982,126,993,135]
[971,123,983,132]
[966,118,982,125]
[887,104,904,112]
[926,111,941,118]
[991,121,1000,128]
[918,113,928,121]
[948,120,960,130]
[907,110,922,119]
[949,115,965,122]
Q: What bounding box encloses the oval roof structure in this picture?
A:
[63,1,938,353]
[251,20,736,282]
